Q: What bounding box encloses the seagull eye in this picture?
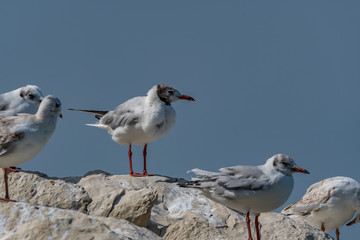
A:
[55,103,60,108]
[168,90,174,95]
[281,161,289,166]
[28,94,35,100]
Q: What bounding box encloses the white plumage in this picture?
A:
[282,176,360,240]
[184,154,309,240]
[0,95,62,201]
[70,84,194,176]
[0,85,43,116]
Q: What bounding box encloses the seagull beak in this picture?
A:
[346,218,357,226]
[178,95,195,101]
[347,214,360,226]
[292,167,310,174]
[59,113,63,119]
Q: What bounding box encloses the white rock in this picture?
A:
[0,170,334,240]
[0,201,162,240]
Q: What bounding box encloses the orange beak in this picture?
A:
[179,95,195,101]
[292,167,310,174]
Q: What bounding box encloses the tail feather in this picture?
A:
[68,108,109,117]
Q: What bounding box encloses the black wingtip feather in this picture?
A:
[68,108,109,117]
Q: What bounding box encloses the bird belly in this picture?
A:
[306,205,356,232]
[211,176,294,214]
[0,140,45,168]
[219,189,291,213]
[110,125,156,145]
[111,120,175,146]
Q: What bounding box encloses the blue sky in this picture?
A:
[1,1,359,238]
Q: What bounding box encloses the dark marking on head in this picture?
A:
[157,84,175,105]
[156,121,165,129]
[19,89,25,98]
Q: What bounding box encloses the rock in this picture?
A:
[0,202,162,240]
[77,173,158,227]
[2,170,91,213]
[73,173,333,239]
[258,212,332,240]
[0,170,334,240]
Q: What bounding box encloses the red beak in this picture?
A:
[292,167,310,174]
[179,95,195,101]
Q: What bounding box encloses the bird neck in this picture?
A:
[146,86,166,106]
[35,107,56,121]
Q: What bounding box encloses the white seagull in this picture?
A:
[0,95,62,201]
[69,84,195,177]
[0,85,44,115]
[182,154,309,240]
[282,176,360,240]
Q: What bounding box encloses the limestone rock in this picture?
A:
[0,202,162,240]
[0,170,334,240]
[77,173,158,227]
[72,172,333,239]
[1,171,91,212]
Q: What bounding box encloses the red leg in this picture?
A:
[255,214,261,240]
[142,144,153,176]
[246,212,253,240]
[7,167,19,172]
[0,168,15,202]
[128,145,141,177]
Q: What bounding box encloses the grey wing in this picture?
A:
[188,166,269,198]
[186,168,221,191]
[100,97,144,129]
[217,166,269,191]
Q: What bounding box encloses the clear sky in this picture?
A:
[1,1,359,239]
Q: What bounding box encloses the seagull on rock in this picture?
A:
[69,84,195,177]
[181,154,309,240]
[282,176,360,240]
[0,95,62,201]
[0,85,44,116]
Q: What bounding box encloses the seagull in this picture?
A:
[282,176,360,240]
[0,85,44,116]
[0,95,62,201]
[69,84,195,177]
[181,154,309,240]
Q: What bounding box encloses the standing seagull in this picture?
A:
[282,177,360,240]
[181,154,309,240]
[69,84,194,176]
[0,95,62,201]
[0,85,44,115]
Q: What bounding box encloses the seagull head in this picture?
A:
[37,95,63,119]
[347,212,360,226]
[156,84,195,105]
[270,154,309,176]
[19,85,44,106]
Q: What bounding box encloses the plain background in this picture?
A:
[1,1,359,239]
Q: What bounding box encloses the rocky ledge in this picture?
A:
[0,170,333,240]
